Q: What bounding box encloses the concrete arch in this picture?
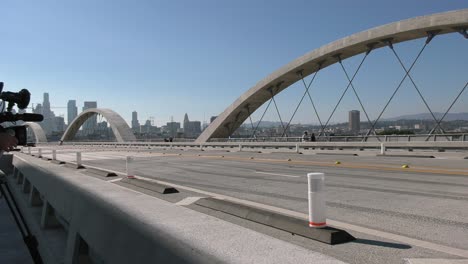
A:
[24,122,48,143]
[196,9,468,143]
[61,108,136,142]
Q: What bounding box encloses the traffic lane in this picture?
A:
[82,156,468,249]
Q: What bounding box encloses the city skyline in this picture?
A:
[2,1,467,127]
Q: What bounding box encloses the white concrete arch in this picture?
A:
[61,108,136,142]
[24,122,48,143]
[196,9,468,143]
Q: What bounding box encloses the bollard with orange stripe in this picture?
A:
[126,156,136,179]
[308,172,326,228]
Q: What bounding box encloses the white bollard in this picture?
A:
[38,148,42,158]
[52,150,57,160]
[380,143,386,155]
[307,172,326,228]
[200,144,203,151]
[76,152,82,168]
[295,143,299,153]
[126,156,136,179]
[238,144,242,152]
[28,147,31,155]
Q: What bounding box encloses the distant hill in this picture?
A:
[383,112,468,121]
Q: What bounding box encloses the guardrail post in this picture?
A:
[76,152,83,169]
[239,144,242,152]
[126,156,135,179]
[380,143,386,155]
[52,150,57,161]
[308,173,326,228]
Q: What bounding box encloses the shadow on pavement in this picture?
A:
[351,239,412,249]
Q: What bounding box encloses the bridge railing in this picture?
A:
[211,133,468,143]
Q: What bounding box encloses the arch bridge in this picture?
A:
[61,108,136,142]
[196,9,468,143]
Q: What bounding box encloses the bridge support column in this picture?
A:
[41,200,61,229]
[29,186,43,206]
[22,178,31,193]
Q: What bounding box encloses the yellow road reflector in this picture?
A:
[335,161,341,165]
[402,164,409,168]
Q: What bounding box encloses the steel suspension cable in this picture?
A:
[366,40,428,137]
[389,46,448,136]
[336,57,380,142]
[425,81,468,140]
[270,92,286,134]
[280,68,321,137]
[303,72,325,133]
[250,98,273,138]
[319,52,370,136]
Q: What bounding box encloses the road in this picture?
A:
[32,145,468,264]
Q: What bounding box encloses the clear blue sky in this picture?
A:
[1,0,467,126]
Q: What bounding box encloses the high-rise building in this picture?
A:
[131,111,140,132]
[54,116,65,132]
[183,113,202,138]
[67,100,78,124]
[82,101,97,135]
[349,110,360,133]
[166,122,180,137]
[36,93,56,135]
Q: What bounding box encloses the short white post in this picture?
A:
[295,143,299,153]
[200,144,203,151]
[380,143,386,155]
[38,148,42,158]
[52,150,57,160]
[238,144,242,152]
[76,152,82,168]
[28,147,31,155]
[126,156,135,179]
[307,172,326,228]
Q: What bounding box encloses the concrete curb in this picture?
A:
[195,197,355,245]
[120,177,178,194]
[376,154,435,158]
[50,160,66,165]
[316,153,358,156]
[84,167,118,177]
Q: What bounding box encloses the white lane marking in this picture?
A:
[107,178,123,183]
[35,157,468,259]
[175,197,204,206]
[403,258,468,264]
[255,171,301,178]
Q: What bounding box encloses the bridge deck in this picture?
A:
[26,145,468,264]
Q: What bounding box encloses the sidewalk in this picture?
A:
[0,195,34,264]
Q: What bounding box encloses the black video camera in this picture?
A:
[0,82,43,146]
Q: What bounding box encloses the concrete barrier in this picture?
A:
[195,197,354,245]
